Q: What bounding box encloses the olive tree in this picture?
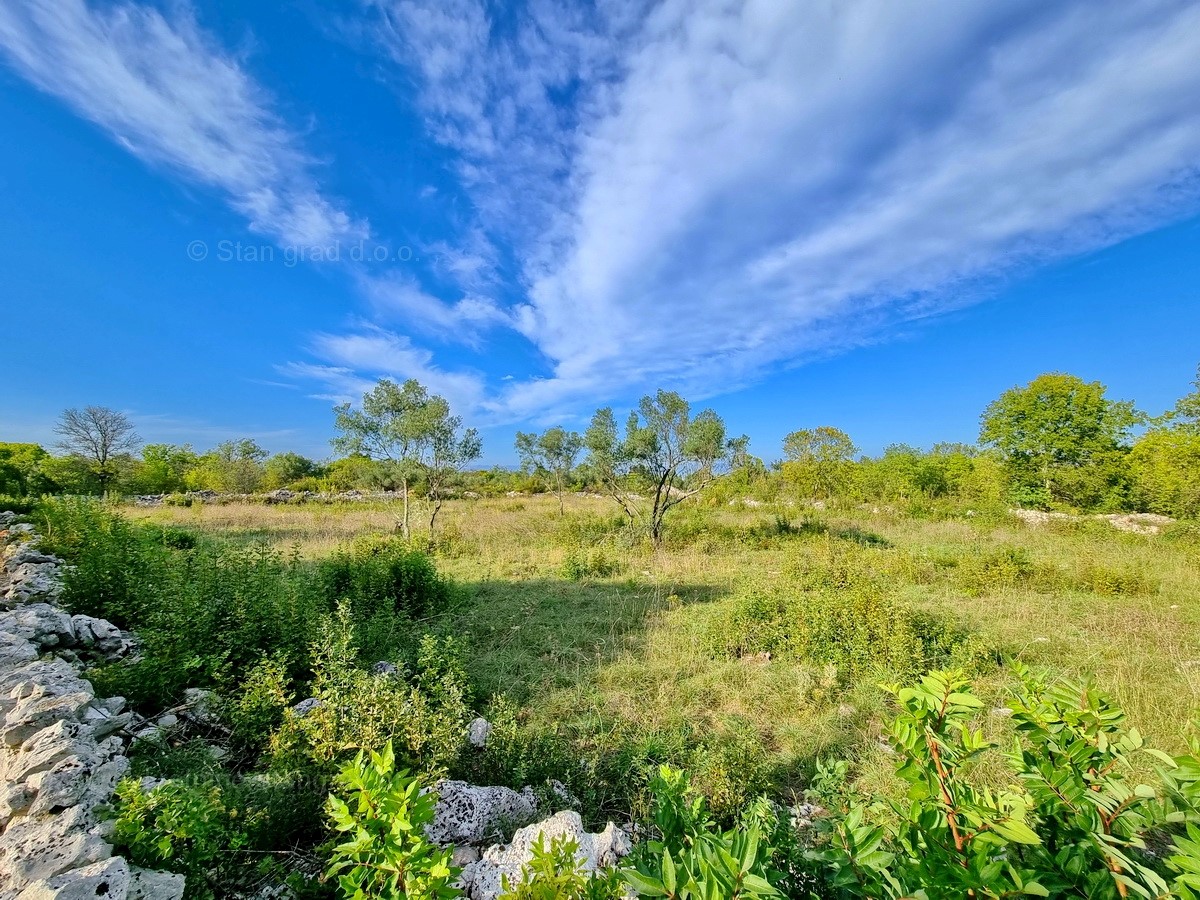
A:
[584,390,741,547]
[514,427,583,514]
[54,406,140,493]
[333,379,479,537]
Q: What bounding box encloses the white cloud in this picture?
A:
[379,0,1200,417]
[0,0,366,246]
[284,327,486,414]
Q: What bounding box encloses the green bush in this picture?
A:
[317,534,455,620]
[807,668,1200,899]
[562,547,622,581]
[707,581,982,679]
[325,743,460,900]
[272,602,470,777]
[499,835,624,900]
[0,494,39,515]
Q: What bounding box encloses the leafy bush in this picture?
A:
[317,534,455,620]
[562,547,622,581]
[325,743,460,900]
[499,835,624,900]
[807,668,1200,899]
[272,602,470,777]
[707,581,983,679]
[0,494,39,515]
[112,779,258,899]
[624,766,782,899]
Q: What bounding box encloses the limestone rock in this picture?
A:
[127,865,185,900]
[467,717,492,749]
[427,781,539,847]
[460,812,630,900]
[0,605,76,651]
[14,856,129,900]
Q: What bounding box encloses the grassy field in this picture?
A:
[127,494,1200,801]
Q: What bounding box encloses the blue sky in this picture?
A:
[2,0,1199,465]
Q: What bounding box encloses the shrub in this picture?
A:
[325,743,460,900]
[499,835,624,900]
[0,494,39,515]
[317,535,455,620]
[707,581,981,679]
[112,779,258,899]
[562,547,621,581]
[624,766,782,899]
[807,668,1200,899]
[272,602,470,777]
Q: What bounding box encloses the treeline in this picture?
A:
[3,367,1198,519]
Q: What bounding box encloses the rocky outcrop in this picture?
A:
[0,513,182,900]
[457,811,631,900]
[1009,508,1175,534]
[427,781,540,847]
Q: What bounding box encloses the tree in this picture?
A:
[134,443,198,494]
[979,373,1142,510]
[54,406,140,493]
[584,390,739,547]
[187,440,268,494]
[424,406,481,533]
[332,379,480,538]
[780,426,857,498]
[515,427,584,514]
[1164,363,1200,432]
[0,443,56,496]
[263,452,320,490]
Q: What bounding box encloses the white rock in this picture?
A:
[463,812,630,900]
[15,856,129,900]
[427,781,538,847]
[467,717,492,749]
[127,865,185,900]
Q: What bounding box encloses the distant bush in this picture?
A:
[556,511,631,548]
[0,494,39,515]
[562,547,622,581]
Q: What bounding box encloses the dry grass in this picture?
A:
[126,495,1200,785]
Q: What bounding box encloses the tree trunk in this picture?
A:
[401,476,411,539]
[556,473,565,515]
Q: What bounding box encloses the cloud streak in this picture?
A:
[0,0,365,246]
[378,0,1200,417]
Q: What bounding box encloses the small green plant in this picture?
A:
[112,778,258,898]
[624,766,782,899]
[562,547,621,581]
[809,668,1200,899]
[325,743,460,900]
[499,835,624,899]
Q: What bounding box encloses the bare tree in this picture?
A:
[54,406,140,492]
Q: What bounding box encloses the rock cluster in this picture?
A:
[0,513,182,900]
[424,777,631,900]
[1009,508,1175,534]
[456,811,631,900]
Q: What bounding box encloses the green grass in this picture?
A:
[125,494,1200,806]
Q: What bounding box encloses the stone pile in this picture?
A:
[0,512,183,900]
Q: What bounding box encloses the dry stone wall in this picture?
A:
[0,512,183,900]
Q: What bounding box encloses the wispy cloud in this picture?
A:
[0,0,366,246]
[282,326,486,414]
[375,0,1200,417]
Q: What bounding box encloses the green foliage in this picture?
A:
[585,391,743,546]
[780,427,858,499]
[499,835,625,900]
[707,577,981,679]
[318,534,456,622]
[562,547,622,581]
[112,778,258,899]
[0,442,57,496]
[515,426,584,513]
[624,766,782,899]
[325,743,460,900]
[980,373,1142,510]
[1130,426,1200,519]
[272,603,470,775]
[809,668,1200,899]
